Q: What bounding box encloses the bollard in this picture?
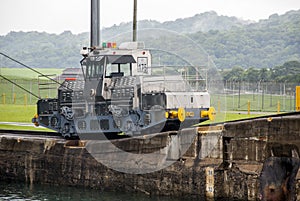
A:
[247,100,250,115]
[24,94,27,106]
[277,101,280,113]
[13,93,16,104]
[296,86,300,111]
[2,93,5,104]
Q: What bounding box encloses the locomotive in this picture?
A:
[32,41,215,138]
[31,0,215,139]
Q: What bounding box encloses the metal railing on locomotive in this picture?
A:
[142,65,207,92]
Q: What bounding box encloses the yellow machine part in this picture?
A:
[177,107,186,122]
[167,107,186,122]
[32,114,39,127]
[201,107,216,121]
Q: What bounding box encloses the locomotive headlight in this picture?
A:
[80,47,89,57]
[144,113,151,125]
[32,114,39,127]
[90,89,96,97]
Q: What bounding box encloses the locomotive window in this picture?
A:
[86,56,105,78]
[94,62,104,77]
[105,63,132,77]
[105,63,118,77]
[121,63,131,76]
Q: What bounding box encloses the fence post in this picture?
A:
[30,80,32,104]
[13,93,16,104]
[247,100,250,115]
[2,93,5,104]
[296,86,300,111]
[24,94,27,106]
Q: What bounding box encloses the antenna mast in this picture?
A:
[132,0,137,41]
[91,0,100,47]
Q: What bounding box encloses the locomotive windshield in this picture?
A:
[106,63,131,77]
[83,55,105,79]
[105,55,136,77]
[81,54,136,80]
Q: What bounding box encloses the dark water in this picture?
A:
[0,181,196,201]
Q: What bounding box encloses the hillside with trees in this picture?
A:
[222,60,300,82]
[101,11,251,38]
[0,10,299,71]
[191,10,300,69]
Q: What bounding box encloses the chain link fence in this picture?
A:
[0,79,58,105]
[210,81,300,113]
[1,78,299,113]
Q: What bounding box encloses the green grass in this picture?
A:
[0,68,62,104]
[211,93,296,113]
[0,104,271,131]
[199,112,268,125]
[0,124,53,132]
[0,104,55,131]
[0,67,63,80]
[0,104,36,122]
[0,67,60,131]
[0,104,267,124]
[0,79,58,105]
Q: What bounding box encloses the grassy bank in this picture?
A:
[0,67,291,131]
[0,104,36,122]
[211,93,296,113]
[199,111,269,126]
[0,104,271,131]
[0,104,54,131]
[0,124,53,132]
[0,67,63,80]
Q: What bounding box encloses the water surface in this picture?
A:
[0,181,190,201]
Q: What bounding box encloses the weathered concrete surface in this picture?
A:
[222,114,300,201]
[0,129,222,200]
[0,113,299,200]
[260,157,299,201]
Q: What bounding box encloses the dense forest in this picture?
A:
[192,11,300,69]
[0,10,299,73]
[221,60,300,82]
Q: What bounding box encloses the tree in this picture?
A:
[223,66,244,81]
[244,67,260,82]
[271,60,300,82]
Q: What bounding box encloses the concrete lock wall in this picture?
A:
[222,114,300,201]
[0,114,299,200]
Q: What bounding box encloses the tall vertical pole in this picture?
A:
[296,86,300,111]
[133,0,137,41]
[91,0,100,47]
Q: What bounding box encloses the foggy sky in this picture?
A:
[0,0,300,35]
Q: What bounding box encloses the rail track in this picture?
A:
[0,129,61,139]
[0,111,299,139]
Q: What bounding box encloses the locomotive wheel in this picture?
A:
[178,107,186,122]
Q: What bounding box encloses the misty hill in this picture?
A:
[0,10,299,69]
[191,10,300,69]
[102,11,251,38]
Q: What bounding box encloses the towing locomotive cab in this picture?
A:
[32,42,215,138]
